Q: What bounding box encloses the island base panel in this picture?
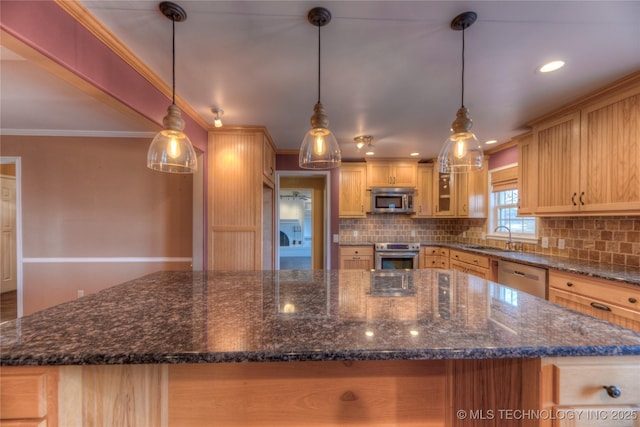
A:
[169,360,447,427]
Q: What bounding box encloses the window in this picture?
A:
[488,165,537,242]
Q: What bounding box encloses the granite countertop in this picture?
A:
[2,270,640,366]
[340,242,640,286]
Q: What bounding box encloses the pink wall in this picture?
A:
[0,0,207,151]
[276,154,340,269]
[488,145,518,170]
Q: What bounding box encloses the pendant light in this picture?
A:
[147,1,197,174]
[299,7,341,169]
[438,11,483,174]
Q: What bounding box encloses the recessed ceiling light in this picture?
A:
[485,139,497,145]
[539,60,565,73]
[365,151,375,156]
[410,152,420,157]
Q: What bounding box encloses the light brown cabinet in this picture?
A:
[548,270,640,331]
[338,163,368,218]
[207,129,275,270]
[433,162,487,218]
[515,132,535,216]
[339,246,374,270]
[365,159,418,188]
[413,164,433,217]
[420,246,449,269]
[262,136,276,186]
[448,249,491,279]
[528,72,640,215]
[541,356,640,427]
[0,367,58,427]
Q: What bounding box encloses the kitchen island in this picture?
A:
[2,270,640,426]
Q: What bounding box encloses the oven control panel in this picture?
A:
[375,243,420,251]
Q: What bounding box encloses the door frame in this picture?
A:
[0,156,23,318]
[275,171,331,270]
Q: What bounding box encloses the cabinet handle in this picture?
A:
[629,297,637,304]
[513,271,526,277]
[590,302,612,312]
[361,204,364,212]
[566,282,573,287]
[603,385,621,399]
[270,166,274,175]
[571,192,577,206]
[354,251,359,254]
[579,192,585,205]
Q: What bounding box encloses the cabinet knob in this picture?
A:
[340,391,358,401]
[629,297,637,304]
[603,385,621,399]
[355,251,359,254]
[566,282,573,287]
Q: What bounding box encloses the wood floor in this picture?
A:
[1,290,17,323]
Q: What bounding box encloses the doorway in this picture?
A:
[0,157,22,322]
[277,173,329,270]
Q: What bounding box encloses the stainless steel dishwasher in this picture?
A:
[497,260,547,299]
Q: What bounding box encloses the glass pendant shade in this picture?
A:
[438,106,482,173]
[299,127,341,169]
[299,101,341,169]
[147,103,197,173]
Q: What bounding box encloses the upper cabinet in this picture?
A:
[339,163,368,218]
[262,136,276,186]
[526,72,640,215]
[433,161,488,218]
[515,132,535,216]
[366,159,418,188]
[413,164,434,217]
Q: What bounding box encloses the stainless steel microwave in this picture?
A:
[370,187,415,214]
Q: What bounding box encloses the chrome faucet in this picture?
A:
[494,226,513,250]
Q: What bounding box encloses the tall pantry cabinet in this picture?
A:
[207,128,276,270]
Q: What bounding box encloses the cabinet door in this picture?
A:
[392,162,418,187]
[465,166,487,218]
[413,164,433,217]
[339,164,368,218]
[262,137,276,185]
[340,257,373,270]
[579,87,640,213]
[534,111,581,214]
[433,171,455,216]
[516,133,536,215]
[366,162,394,187]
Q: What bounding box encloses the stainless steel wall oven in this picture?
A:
[374,243,420,269]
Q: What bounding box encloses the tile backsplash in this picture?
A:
[339,216,640,268]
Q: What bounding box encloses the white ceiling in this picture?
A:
[2,1,639,160]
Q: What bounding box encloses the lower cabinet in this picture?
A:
[0,367,58,427]
[339,246,374,269]
[548,271,640,332]
[448,249,491,279]
[421,246,450,269]
[540,356,640,427]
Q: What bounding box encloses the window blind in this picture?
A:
[490,166,518,192]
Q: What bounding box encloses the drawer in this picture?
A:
[549,271,640,313]
[0,421,47,427]
[552,406,640,427]
[340,246,373,257]
[554,364,640,405]
[423,256,449,269]
[422,246,449,257]
[0,373,47,420]
[449,249,490,269]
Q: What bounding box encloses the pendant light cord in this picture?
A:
[461,27,465,108]
[317,23,321,104]
[172,16,176,105]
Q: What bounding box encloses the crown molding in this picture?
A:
[55,0,209,130]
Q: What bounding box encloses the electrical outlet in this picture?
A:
[333,234,339,243]
[462,231,467,238]
[411,230,416,237]
[77,289,85,298]
[481,232,486,240]
[541,237,549,248]
[558,238,565,250]
[353,230,358,237]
